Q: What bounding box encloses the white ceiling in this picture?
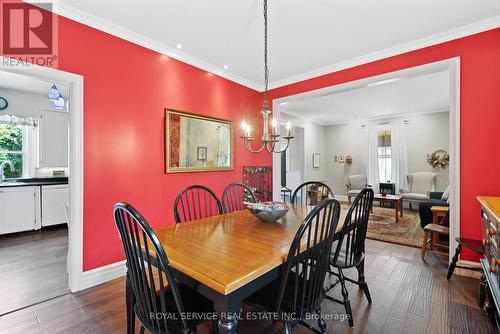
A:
[52,0,500,90]
[0,71,70,97]
[280,71,450,125]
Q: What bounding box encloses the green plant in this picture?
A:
[0,124,23,178]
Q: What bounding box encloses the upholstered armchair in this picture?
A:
[346,174,370,203]
[399,172,437,209]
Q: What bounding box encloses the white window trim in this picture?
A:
[0,124,24,178]
[22,125,39,178]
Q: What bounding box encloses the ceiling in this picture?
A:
[0,71,70,97]
[280,71,450,125]
[52,0,500,90]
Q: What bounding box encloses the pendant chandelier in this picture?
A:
[240,0,293,153]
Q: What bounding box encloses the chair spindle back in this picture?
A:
[173,185,223,224]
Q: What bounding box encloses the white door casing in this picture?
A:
[272,58,461,264]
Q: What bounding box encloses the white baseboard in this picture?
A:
[78,260,127,291]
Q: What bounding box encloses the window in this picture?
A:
[0,124,24,178]
[378,129,391,182]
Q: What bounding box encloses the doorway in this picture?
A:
[272,58,460,261]
[280,123,305,201]
[0,58,84,302]
[0,71,71,314]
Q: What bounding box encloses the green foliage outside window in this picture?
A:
[0,124,23,178]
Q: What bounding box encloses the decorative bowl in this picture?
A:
[245,201,289,223]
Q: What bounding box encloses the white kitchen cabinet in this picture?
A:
[41,184,69,227]
[0,186,38,234]
[39,110,69,167]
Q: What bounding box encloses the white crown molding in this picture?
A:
[321,108,450,127]
[47,2,498,92]
[283,107,449,127]
[268,16,500,90]
[280,110,325,127]
[50,2,263,91]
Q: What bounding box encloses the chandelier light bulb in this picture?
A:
[286,121,291,137]
[238,0,293,154]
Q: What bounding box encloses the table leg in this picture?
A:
[432,231,440,244]
[395,202,399,223]
[214,295,242,334]
[421,230,428,260]
[400,199,403,217]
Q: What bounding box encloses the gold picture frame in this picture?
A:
[165,108,234,173]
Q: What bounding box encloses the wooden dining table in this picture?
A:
[142,204,316,334]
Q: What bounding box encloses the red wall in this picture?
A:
[268,28,500,260]
[1,3,270,271]
[59,20,272,270]
[2,1,498,267]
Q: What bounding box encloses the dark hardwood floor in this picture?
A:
[0,239,495,334]
[0,226,69,315]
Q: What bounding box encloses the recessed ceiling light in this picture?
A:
[223,65,229,70]
[280,101,288,105]
[354,115,358,119]
[176,43,182,49]
[320,115,324,118]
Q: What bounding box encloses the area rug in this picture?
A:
[340,203,424,248]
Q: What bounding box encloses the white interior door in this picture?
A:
[287,125,305,191]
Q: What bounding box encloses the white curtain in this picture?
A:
[0,115,38,127]
[361,125,380,193]
[22,125,38,178]
[391,121,408,192]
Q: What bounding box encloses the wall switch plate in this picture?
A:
[334,156,338,163]
[53,170,65,177]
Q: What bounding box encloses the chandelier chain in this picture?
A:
[240,0,293,153]
[263,0,269,105]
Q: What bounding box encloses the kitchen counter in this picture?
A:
[0,177,68,188]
